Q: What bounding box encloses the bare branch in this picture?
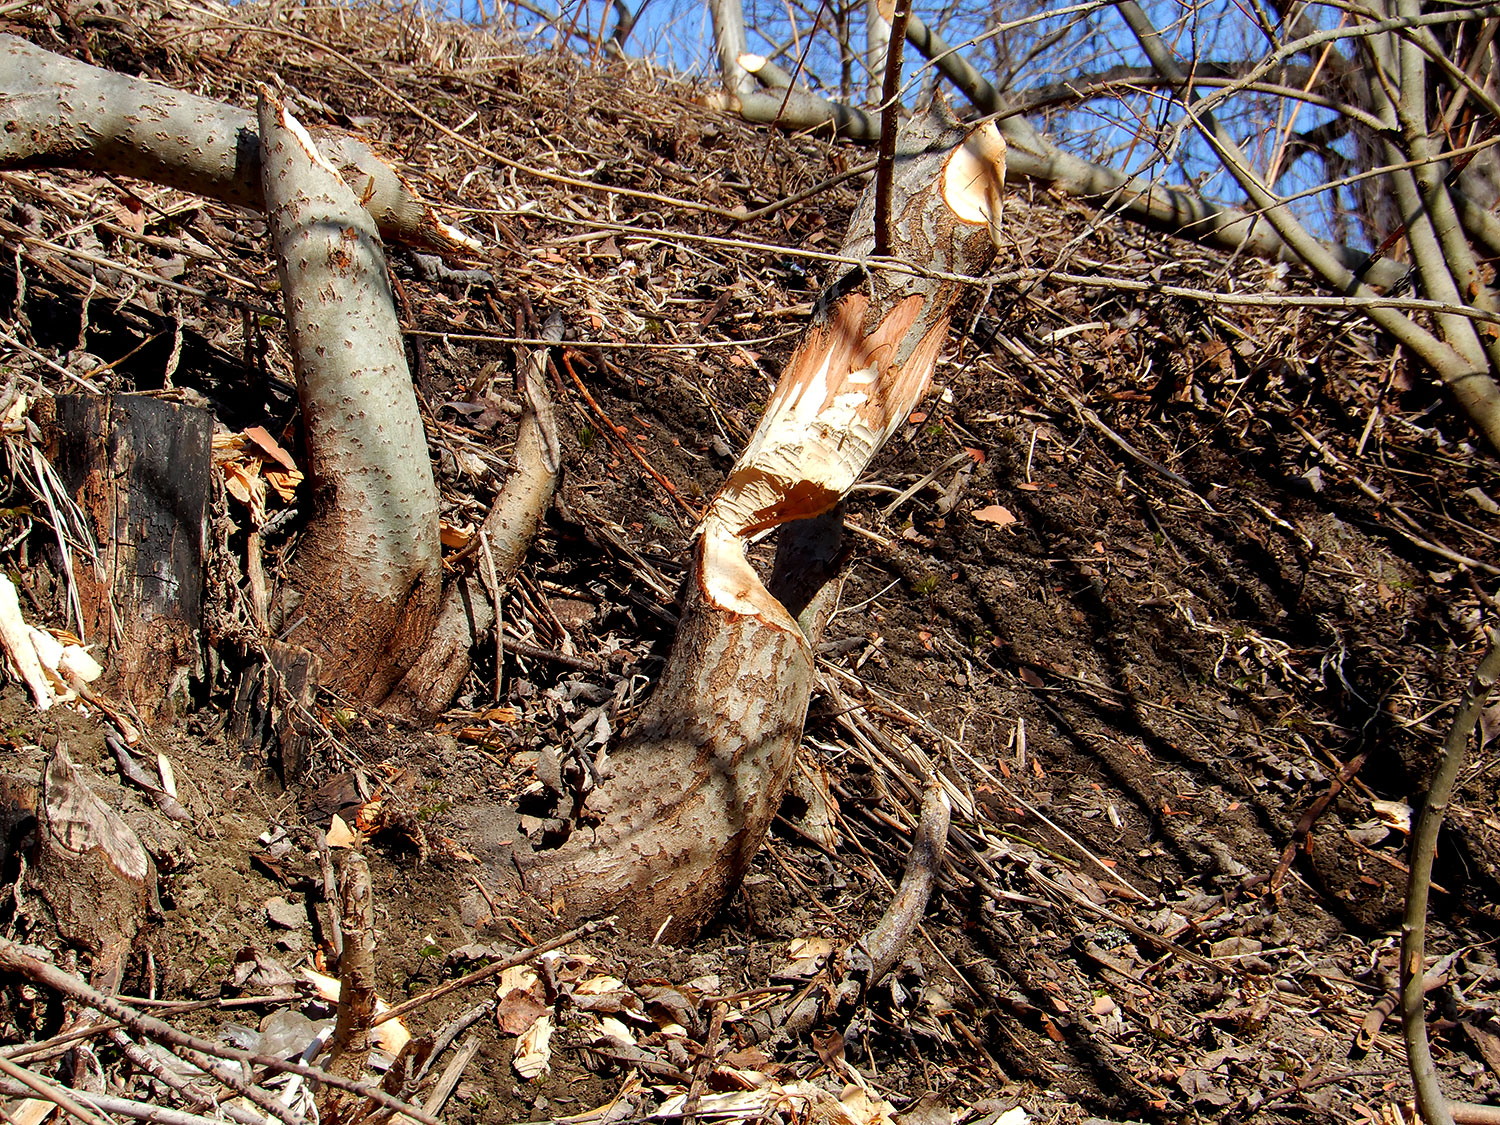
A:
[1112,0,1500,455]
[1403,633,1500,1125]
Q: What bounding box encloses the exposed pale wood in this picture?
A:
[30,745,156,992]
[522,116,1005,941]
[53,394,212,724]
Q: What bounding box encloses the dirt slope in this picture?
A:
[2,3,1500,1124]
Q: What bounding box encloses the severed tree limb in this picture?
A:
[0,36,476,256]
[30,744,155,994]
[0,1078,267,1125]
[383,315,566,718]
[1403,632,1500,1125]
[751,777,951,1044]
[256,88,442,701]
[520,116,1006,941]
[0,1055,112,1125]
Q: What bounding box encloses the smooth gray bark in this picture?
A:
[257,89,441,700]
[0,35,475,254]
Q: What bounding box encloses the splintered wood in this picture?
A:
[521,116,1004,941]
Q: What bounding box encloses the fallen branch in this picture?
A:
[324,853,377,1124]
[0,939,439,1125]
[862,777,951,980]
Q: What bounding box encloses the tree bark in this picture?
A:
[257,89,442,701]
[520,116,1007,941]
[227,641,323,784]
[323,854,376,1125]
[53,395,213,725]
[0,35,477,256]
[30,744,156,993]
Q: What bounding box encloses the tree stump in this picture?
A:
[30,744,156,991]
[227,641,322,784]
[53,394,213,724]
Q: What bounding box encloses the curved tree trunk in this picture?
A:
[520,116,1008,940]
[257,89,442,700]
[0,35,476,255]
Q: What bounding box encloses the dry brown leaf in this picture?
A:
[497,990,550,1035]
[973,504,1016,527]
[325,813,359,848]
[242,425,298,471]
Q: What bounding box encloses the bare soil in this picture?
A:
[3,5,1500,1125]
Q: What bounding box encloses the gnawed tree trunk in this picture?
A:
[520,116,1007,941]
[256,89,442,701]
[0,35,477,256]
[30,744,156,992]
[53,394,213,724]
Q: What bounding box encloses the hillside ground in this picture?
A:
[3,4,1500,1124]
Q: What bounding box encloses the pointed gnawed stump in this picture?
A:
[30,744,156,991]
[521,115,1006,940]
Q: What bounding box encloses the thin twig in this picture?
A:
[0,940,437,1125]
[373,917,611,1025]
[871,0,910,258]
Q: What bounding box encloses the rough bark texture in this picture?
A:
[257,89,441,701]
[0,35,476,255]
[382,316,565,718]
[53,394,212,724]
[30,744,156,992]
[520,116,1006,941]
[520,514,840,942]
[227,641,323,784]
[323,853,376,1125]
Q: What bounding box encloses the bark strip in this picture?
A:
[0,35,477,256]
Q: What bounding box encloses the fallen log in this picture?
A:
[520,114,1006,941]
